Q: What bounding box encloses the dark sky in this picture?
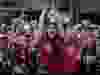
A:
[80,0,100,12]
